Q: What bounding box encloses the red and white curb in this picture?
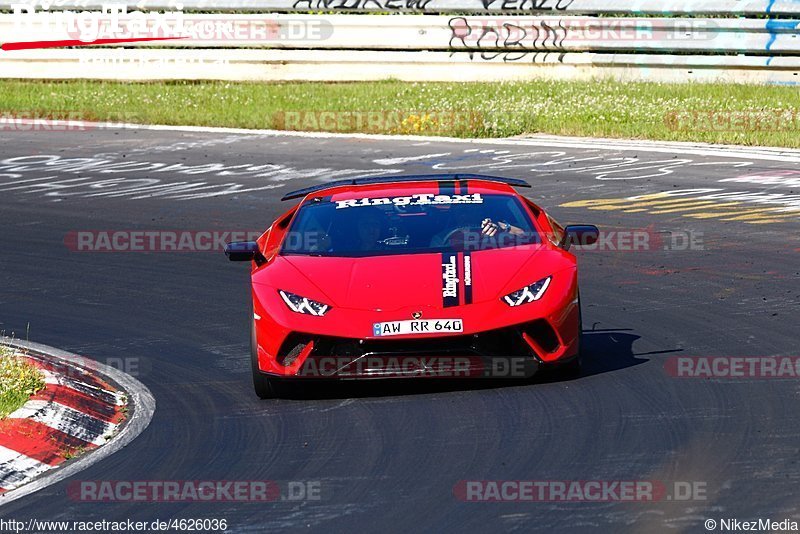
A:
[0,353,125,492]
[0,338,155,506]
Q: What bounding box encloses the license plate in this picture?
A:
[372,319,463,337]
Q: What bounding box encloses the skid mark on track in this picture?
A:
[561,191,800,225]
[0,155,402,201]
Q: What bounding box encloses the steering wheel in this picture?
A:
[441,225,480,247]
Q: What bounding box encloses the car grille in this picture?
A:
[276,319,561,370]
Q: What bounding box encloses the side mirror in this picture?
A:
[225,241,261,262]
[562,225,599,250]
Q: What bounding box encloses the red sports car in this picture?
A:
[226,174,598,398]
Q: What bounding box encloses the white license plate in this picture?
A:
[372,319,463,337]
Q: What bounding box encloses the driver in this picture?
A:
[480,218,525,238]
[354,209,385,251]
[430,208,524,248]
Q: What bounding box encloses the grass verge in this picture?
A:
[0,79,799,147]
[0,345,45,419]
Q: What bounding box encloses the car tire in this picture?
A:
[251,317,278,399]
[560,355,582,376]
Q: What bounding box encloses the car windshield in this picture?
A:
[281,192,540,257]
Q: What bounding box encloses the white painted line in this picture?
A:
[7,401,117,447]
[11,119,800,163]
[117,123,800,163]
[0,338,155,507]
[0,446,51,491]
[372,153,451,165]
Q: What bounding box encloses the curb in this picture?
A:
[0,338,155,506]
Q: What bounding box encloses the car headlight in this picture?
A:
[278,290,331,316]
[502,276,552,307]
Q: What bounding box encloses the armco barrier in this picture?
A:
[0,7,798,83]
[2,15,799,53]
[3,0,800,14]
[2,49,798,84]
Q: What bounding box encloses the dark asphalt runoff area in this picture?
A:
[0,127,798,532]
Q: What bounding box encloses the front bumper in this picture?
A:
[254,316,579,379]
[252,269,580,379]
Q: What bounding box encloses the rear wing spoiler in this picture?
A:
[280,174,531,201]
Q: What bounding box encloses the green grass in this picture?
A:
[0,345,45,419]
[1,79,799,147]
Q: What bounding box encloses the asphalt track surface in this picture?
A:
[0,128,798,532]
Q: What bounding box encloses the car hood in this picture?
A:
[258,245,572,312]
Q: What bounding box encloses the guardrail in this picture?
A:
[3,15,800,53]
[2,49,798,84]
[1,8,798,84]
[4,0,800,14]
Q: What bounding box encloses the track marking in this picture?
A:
[649,201,735,214]
[561,192,800,225]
